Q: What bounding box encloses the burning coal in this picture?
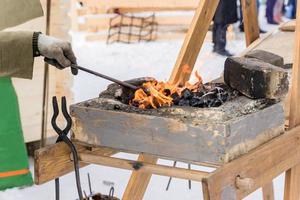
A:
[130,72,230,109]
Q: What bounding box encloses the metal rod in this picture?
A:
[166,161,177,191]
[87,173,92,195]
[71,65,139,91]
[188,164,192,190]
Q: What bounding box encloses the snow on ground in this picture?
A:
[0,5,289,200]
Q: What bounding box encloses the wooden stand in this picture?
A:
[35,0,300,199]
[35,126,300,200]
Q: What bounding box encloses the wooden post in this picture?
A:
[287,4,300,128]
[202,181,211,200]
[40,0,52,148]
[262,182,275,200]
[169,0,220,85]
[241,0,260,47]
[122,154,158,200]
[284,166,300,200]
[284,1,300,199]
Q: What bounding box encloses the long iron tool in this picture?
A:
[71,65,139,90]
[45,58,139,91]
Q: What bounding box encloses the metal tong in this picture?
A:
[52,96,84,200]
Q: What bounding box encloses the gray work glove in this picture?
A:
[38,34,78,75]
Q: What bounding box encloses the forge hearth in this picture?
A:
[70,79,285,165]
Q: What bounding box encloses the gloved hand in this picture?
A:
[38,34,78,75]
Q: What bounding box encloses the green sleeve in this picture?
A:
[0,31,34,79]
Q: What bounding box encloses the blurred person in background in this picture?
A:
[212,0,238,57]
[266,0,285,24]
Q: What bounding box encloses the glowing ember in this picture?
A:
[130,72,206,109]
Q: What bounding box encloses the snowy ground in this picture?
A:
[0,5,291,200]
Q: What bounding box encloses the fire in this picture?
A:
[130,71,203,109]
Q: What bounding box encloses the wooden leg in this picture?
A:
[241,0,260,46]
[284,165,300,200]
[262,182,274,200]
[202,181,210,200]
[122,154,158,200]
[284,0,300,199]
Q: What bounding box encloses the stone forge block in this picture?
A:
[245,50,284,67]
[224,57,289,99]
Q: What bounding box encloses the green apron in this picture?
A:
[0,0,43,191]
[0,77,32,190]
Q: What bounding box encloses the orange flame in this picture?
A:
[130,71,203,109]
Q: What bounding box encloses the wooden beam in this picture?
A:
[79,152,210,182]
[241,0,260,46]
[113,7,194,13]
[76,7,195,16]
[284,2,300,199]
[169,0,220,85]
[203,126,300,199]
[280,20,296,32]
[80,15,193,32]
[85,32,187,42]
[34,142,117,184]
[240,30,295,64]
[35,142,85,185]
[77,0,199,13]
[122,154,158,200]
